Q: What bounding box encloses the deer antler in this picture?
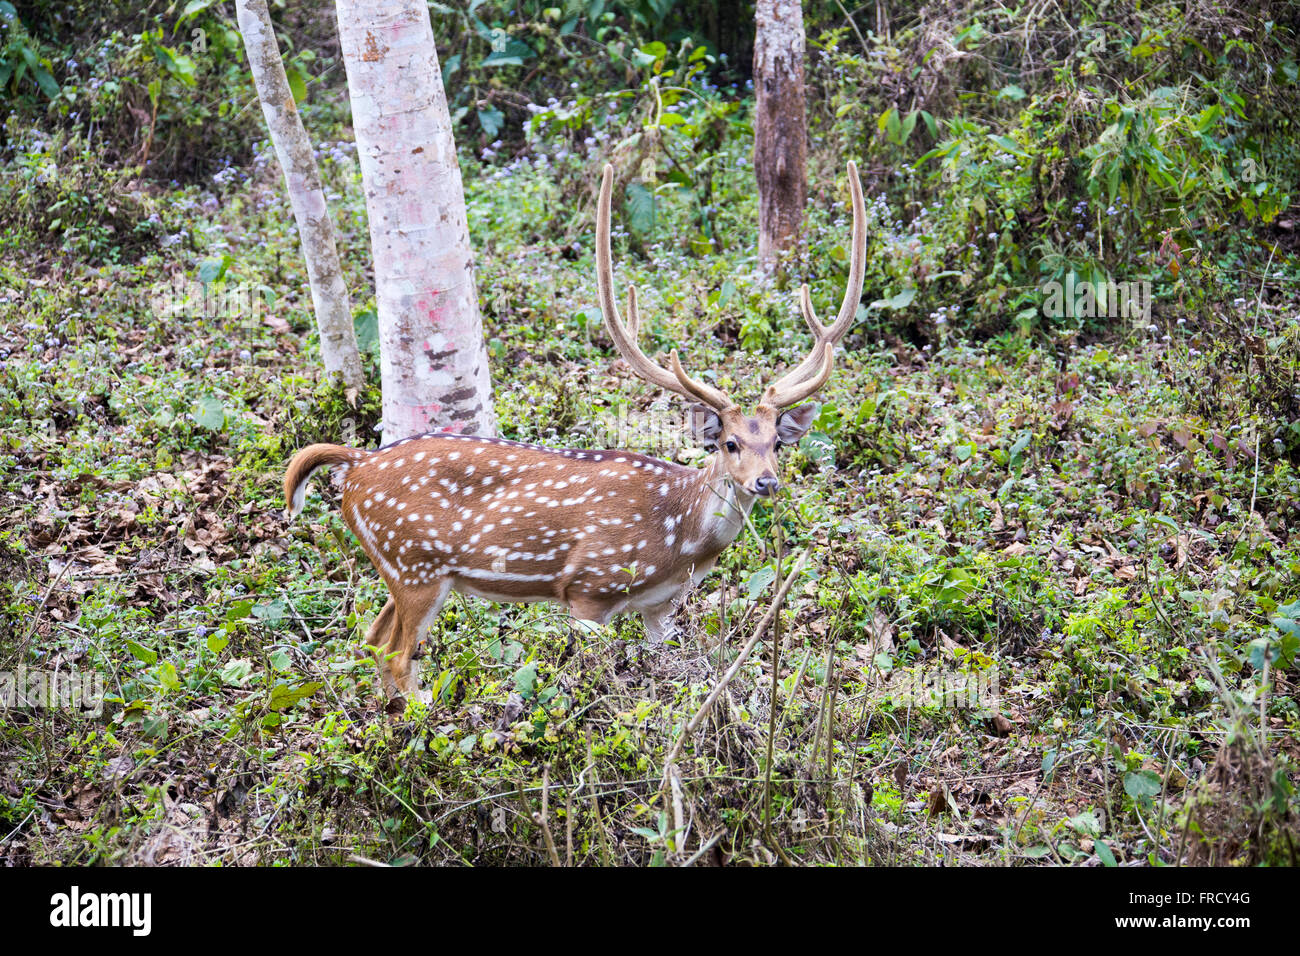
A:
[761,161,867,409]
[596,164,734,412]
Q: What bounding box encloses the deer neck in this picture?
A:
[678,452,754,560]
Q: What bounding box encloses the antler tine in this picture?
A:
[670,350,733,410]
[762,162,868,408]
[626,284,640,340]
[763,284,832,395]
[765,343,834,409]
[800,283,831,338]
[596,163,732,411]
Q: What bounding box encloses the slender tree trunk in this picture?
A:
[235,0,363,391]
[753,0,807,273]
[335,0,496,442]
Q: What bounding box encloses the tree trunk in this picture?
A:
[235,0,363,391]
[335,0,496,442]
[753,0,807,273]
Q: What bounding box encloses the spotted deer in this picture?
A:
[284,162,866,702]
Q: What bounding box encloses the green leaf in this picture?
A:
[284,64,308,104]
[799,430,836,468]
[481,39,535,67]
[746,565,776,599]
[220,659,254,686]
[477,106,504,139]
[31,64,60,99]
[1094,840,1117,867]
[514,661,538,698]
[1277,634,1299,669]
[715,278,737,308]
[198,256,229,285]
[353,308,380,355]
[140,714,168,739]
[881,287,915,310]
[153,44,196,84]
[624,182,657,236]
[194,395,226,431]
[898,110,917,144]
[179,0,221,21]
[632,41,667,67]
[269,680,323,712]
[1247,637,1273,671]
[989,134,1028,157]
[252,598,287,626]
[441,53,461,86]
[268,648,292,673]
[226,599,254,622]
[1068,809,1101,838]
[206,630,229,654]
[997,85,1027,100]
[891,288,916,309]
[1272,616,1300,637]
[126,640,158,665]
[157,661,181,693]
[1123,770,1162,800]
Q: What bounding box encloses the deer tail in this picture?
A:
[283,444,368,519]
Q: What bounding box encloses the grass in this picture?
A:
[1,63,1298,867]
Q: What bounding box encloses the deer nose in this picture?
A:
[751,475,780,497]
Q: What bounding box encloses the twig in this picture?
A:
[20,556,74,653]
[764,520,785,833]
[668,763,685,856]
[1249,430,1261,517]
[834,0,870,53]
[824,645,840,787]
[533,763,563,867]
[587,738,613,866]
[761,517,794,866]
[681,831,723,867]
[565,791,573,868]
[662,549,810,769]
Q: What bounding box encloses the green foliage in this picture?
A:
[0,2,60,100]
[2,0,1299,869]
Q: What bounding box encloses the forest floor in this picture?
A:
[2,119,1299,868]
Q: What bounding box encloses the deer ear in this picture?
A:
[689,403,723,449]
[776,404,817,445]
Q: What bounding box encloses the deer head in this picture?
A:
[595,161,867,499]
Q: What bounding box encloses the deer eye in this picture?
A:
[724,440,739,454]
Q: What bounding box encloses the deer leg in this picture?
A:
[387,579,452,704]
[567,595,619,627]
[631,577,689,645]
[363,598,402,699]
[639,602,681,644]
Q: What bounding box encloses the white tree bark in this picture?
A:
[754,0,807,273]
[235,0,363,391]
[335,0,496,441]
